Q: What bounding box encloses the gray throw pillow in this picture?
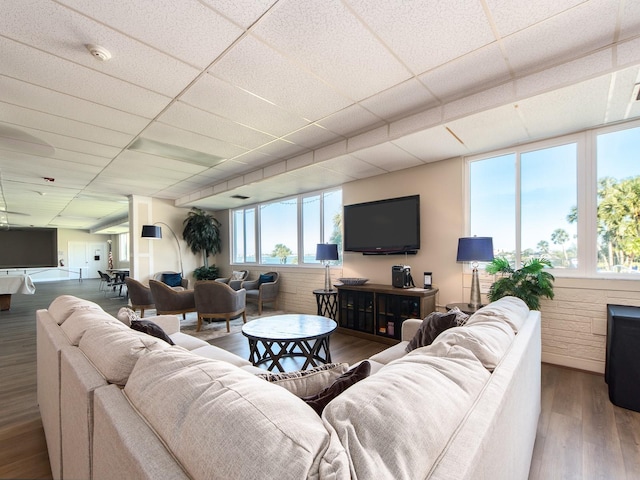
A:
[405,311,458,352]
[131,319,175,345]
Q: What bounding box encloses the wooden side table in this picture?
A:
[445,302,483,316]
[313,289,338,320]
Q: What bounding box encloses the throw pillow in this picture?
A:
[117,307,140,327]
[162,273,183,287]
[258,273,275,285]
[302,361,371,416]
[449,306,470,326]
[130,319,175,345]
[256,363,349,397]
[231,271,245,281]
[405,311,458,353]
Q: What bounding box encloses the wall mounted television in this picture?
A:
[0,227,58,268]
[343,195,420,255]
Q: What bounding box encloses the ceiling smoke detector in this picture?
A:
[86,44,112,62]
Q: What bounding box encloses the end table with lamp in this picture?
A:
[314,243,339,319]
[455,236,494,311]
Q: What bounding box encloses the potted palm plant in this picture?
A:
[485,257,555,310]
[182,207,221,280]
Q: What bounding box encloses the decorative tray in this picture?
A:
[337,277,369,286]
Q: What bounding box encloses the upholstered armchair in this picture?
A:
[194,281,247,332]
[215,270,249,291]
[124,277,155,317]
[242,272,280,315]
[148,280,196,319]
[153,271,189,289]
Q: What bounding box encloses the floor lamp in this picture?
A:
[456,236,494,309]
[316,243,338,291]
[141,223,184,277]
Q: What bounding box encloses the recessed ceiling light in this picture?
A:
[128,138,225,167]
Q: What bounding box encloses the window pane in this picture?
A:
[303,195,321,264]
[118,233,129,262]
[233,210,245,263]
[260,198,298,264]
[596,126,640,273]
[521,143,577,269]
[245,208,256,263]
[469,154,516,261]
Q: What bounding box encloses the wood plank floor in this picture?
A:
[1,279,639,479]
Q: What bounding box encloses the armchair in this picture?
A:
[124,277,155,318]
[215,270,249,290]
[194,281,247,332]
[148,280,196,319]
[242,272,280,315]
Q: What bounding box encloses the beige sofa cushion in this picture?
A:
[60,309,127,345]
[430,319,515,370]
[124,349,350,479]
[79,324,171,385]
[48,295,103,325]
[323,347,490,480]
[467,295,529,333]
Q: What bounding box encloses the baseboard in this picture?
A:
[542,352,605,374]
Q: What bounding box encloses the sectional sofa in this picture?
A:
[37,294,541,479]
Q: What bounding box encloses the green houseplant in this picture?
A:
[182,207,221,280]
[485,257,555,310]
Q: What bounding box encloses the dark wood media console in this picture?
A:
[336,283,438,344]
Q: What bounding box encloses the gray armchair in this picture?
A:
[242,271,279,315]
[124,277,155,317]
[153,271,189,289]
[194,280,246,332]
[148,279,196,319]
[215,270,249,290]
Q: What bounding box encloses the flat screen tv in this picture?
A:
[0,227,58,268]
[343,195,420,254]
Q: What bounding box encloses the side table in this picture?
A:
[445,302,483,316]
[313,289,338,320]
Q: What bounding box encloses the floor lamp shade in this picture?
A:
[456,237,494,309]
[141,225,162,239]
[316,244,338,291]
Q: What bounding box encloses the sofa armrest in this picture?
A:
[401,319,422,342]
[145,315,181,335]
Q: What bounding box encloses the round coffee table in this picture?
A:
[241,314,337,372]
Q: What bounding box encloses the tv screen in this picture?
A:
[343,195,420,254]
[0,228,58,268]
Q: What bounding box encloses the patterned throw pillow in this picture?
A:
[301,361,371,415]
[256,363,349,397]
[117,307,139,327]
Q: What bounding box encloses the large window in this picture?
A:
[118,233,129,262]
[468,121,640,278]
[231,188,342,266]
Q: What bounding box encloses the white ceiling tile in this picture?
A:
[211,35,352,120]
[518,76,612,141]
[316,104,384,136]
[320,155,386,179]
[314,141,347,163]
[502,0,618,74]
[392,126,468,162]
[348,126,390,153]
[419,44,511,102]
[0,76,149,134]
[516,50,613,99]
[158,103,276,149]
[200,0,277,29]
[360,78,437,121]
[620,0,640,41]
[282,124,343,150]
[56,0,244,69]
[256,140,309,160]
[0,104,134,148]
[252,0,410,100]
[142,123,248,160]
[0,0,200,97]
[0,37,170,117]
[347,0,495,73]
[264,162,287,178]
[390,106,443,139]
[350,143,423,172]
[244,170,264,184]
[444,83,516,121]
[286,152,314,171]
[617,36,640,68]
[601,66,640,123]
[484,0,585,37]
[182,74,308,137]
[113,150,208,175]
[231,150,275,165]
[445,104,529,152]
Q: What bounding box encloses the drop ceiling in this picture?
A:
[1,0,640,233]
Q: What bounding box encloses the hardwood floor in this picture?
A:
[1,279,639,479]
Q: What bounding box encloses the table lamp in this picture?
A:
[456,236,494,309]
[316,243,338,291]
